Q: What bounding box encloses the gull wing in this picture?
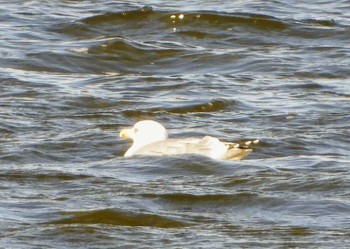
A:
[132,136,228,159]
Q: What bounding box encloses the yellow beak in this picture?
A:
[119,128,133,139]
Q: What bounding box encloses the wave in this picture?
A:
[122,98,235,116]
[50,208,191,228]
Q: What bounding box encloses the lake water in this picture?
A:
[1,0,349,248]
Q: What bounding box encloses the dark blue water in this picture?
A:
[1,1,349,248]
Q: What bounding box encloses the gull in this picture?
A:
[120,120,259,160]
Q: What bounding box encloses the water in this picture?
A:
[1,0,349,248]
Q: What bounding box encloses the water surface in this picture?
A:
[1,0,349,248]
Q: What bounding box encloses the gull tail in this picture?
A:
[224,139,259,160]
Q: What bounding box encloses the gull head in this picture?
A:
[120,120,168,151]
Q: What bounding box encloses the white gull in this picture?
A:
[120,120,258,160]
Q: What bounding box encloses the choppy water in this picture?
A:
[1,0,350,248]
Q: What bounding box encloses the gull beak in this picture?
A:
[119,128,134,139]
